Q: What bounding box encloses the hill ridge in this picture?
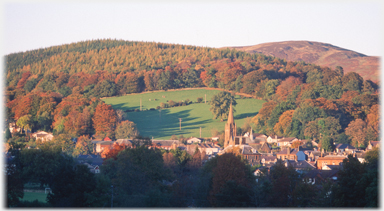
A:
[225,40,379,83]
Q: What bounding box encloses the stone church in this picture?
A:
[223,103,254,148]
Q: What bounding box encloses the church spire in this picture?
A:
[227,103,234,124]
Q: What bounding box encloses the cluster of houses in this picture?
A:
[6,107,380,186]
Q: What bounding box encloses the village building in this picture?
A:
[303,169,340,185]
[241,145,261,166]
[31,131,54,142]
[187,137,203,144]
[92,140,114,153]
[224,103,238,148]
[253,133,268,143]
[266,135,284,144]
[316,155,347,169]
[276,146,305,161]
[334,143,356,153]
[277,137,299,147]
[115,139,134,148]
[367,141,380,150]
[258,141,272,153]
[284,159,316,173]
[151,140,179,150]
[8,121,21,133]
[260,154,277,166]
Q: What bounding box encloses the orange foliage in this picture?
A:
[92,103,117,138]
[16,71,31,89]
[273,110,295,136]
[275,76,302,101]
[290,141,302,148]
[366,104,379,135]
[102,143,126,159]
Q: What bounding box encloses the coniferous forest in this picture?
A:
[5,39,379,207]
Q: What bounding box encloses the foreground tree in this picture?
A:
[209,91,237,121]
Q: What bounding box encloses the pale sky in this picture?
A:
[2,1,383,57]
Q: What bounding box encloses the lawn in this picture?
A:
[22,191,47,203]
[103,89,265,140]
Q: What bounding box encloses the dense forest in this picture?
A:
[5,39,379,150]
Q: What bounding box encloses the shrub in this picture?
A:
[197,97,203,103]
[168,100,177,107]
[160,102,169,109]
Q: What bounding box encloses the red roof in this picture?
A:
[103,136,112,141]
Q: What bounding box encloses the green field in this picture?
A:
[22,191,47,202]
[103,89,265,140]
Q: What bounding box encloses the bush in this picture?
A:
[197,97,203,103]
[168,100,177,107]
[134,109,140,112]
[156,106,160,109]
[185,99,191,105]
[160,102,169,109]
[149,108,155,111]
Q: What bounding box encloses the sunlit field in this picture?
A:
[103,89,265,140]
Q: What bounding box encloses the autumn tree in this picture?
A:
[345,119,368,147]
[92,103,117,139]
[273,110,295,136]
[275,76,302,101]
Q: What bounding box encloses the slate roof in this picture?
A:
[152,140,179,147]
[285,160,316,170]
[115,139,133,146]
[276,148,300,155]
[242,145,259,154]
[335,143,355,150]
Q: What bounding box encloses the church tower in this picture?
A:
[224,103,237,148]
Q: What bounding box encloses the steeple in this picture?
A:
[224,102,236,148]
[227,103,234,124]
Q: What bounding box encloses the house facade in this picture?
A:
[316,155,347,169]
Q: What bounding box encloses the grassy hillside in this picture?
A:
[103,89,265,139]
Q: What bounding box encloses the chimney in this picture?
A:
[287,146,290,155]
[275,135,277,139]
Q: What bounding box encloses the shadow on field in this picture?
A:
[111,103,140,111]
[138,109,211,138]
[235,112,259,120]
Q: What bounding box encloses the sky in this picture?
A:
[2,1,382,57]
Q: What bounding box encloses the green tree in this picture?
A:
[47,163,97,207]
[16,115,33,134]
[93,80,116,98]
[115,120,139,139]
[209,91,237,121]
[5,128,12,141]
[333,155,368,207]
[6,161,24,207]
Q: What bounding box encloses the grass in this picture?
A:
[103,88,265,140]
[22,191,48,203]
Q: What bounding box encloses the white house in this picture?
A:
[187,137,203,144]
[31,131,54,142]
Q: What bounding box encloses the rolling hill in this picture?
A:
[227,41,380,83]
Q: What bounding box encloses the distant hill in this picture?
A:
[227,41,380,83]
